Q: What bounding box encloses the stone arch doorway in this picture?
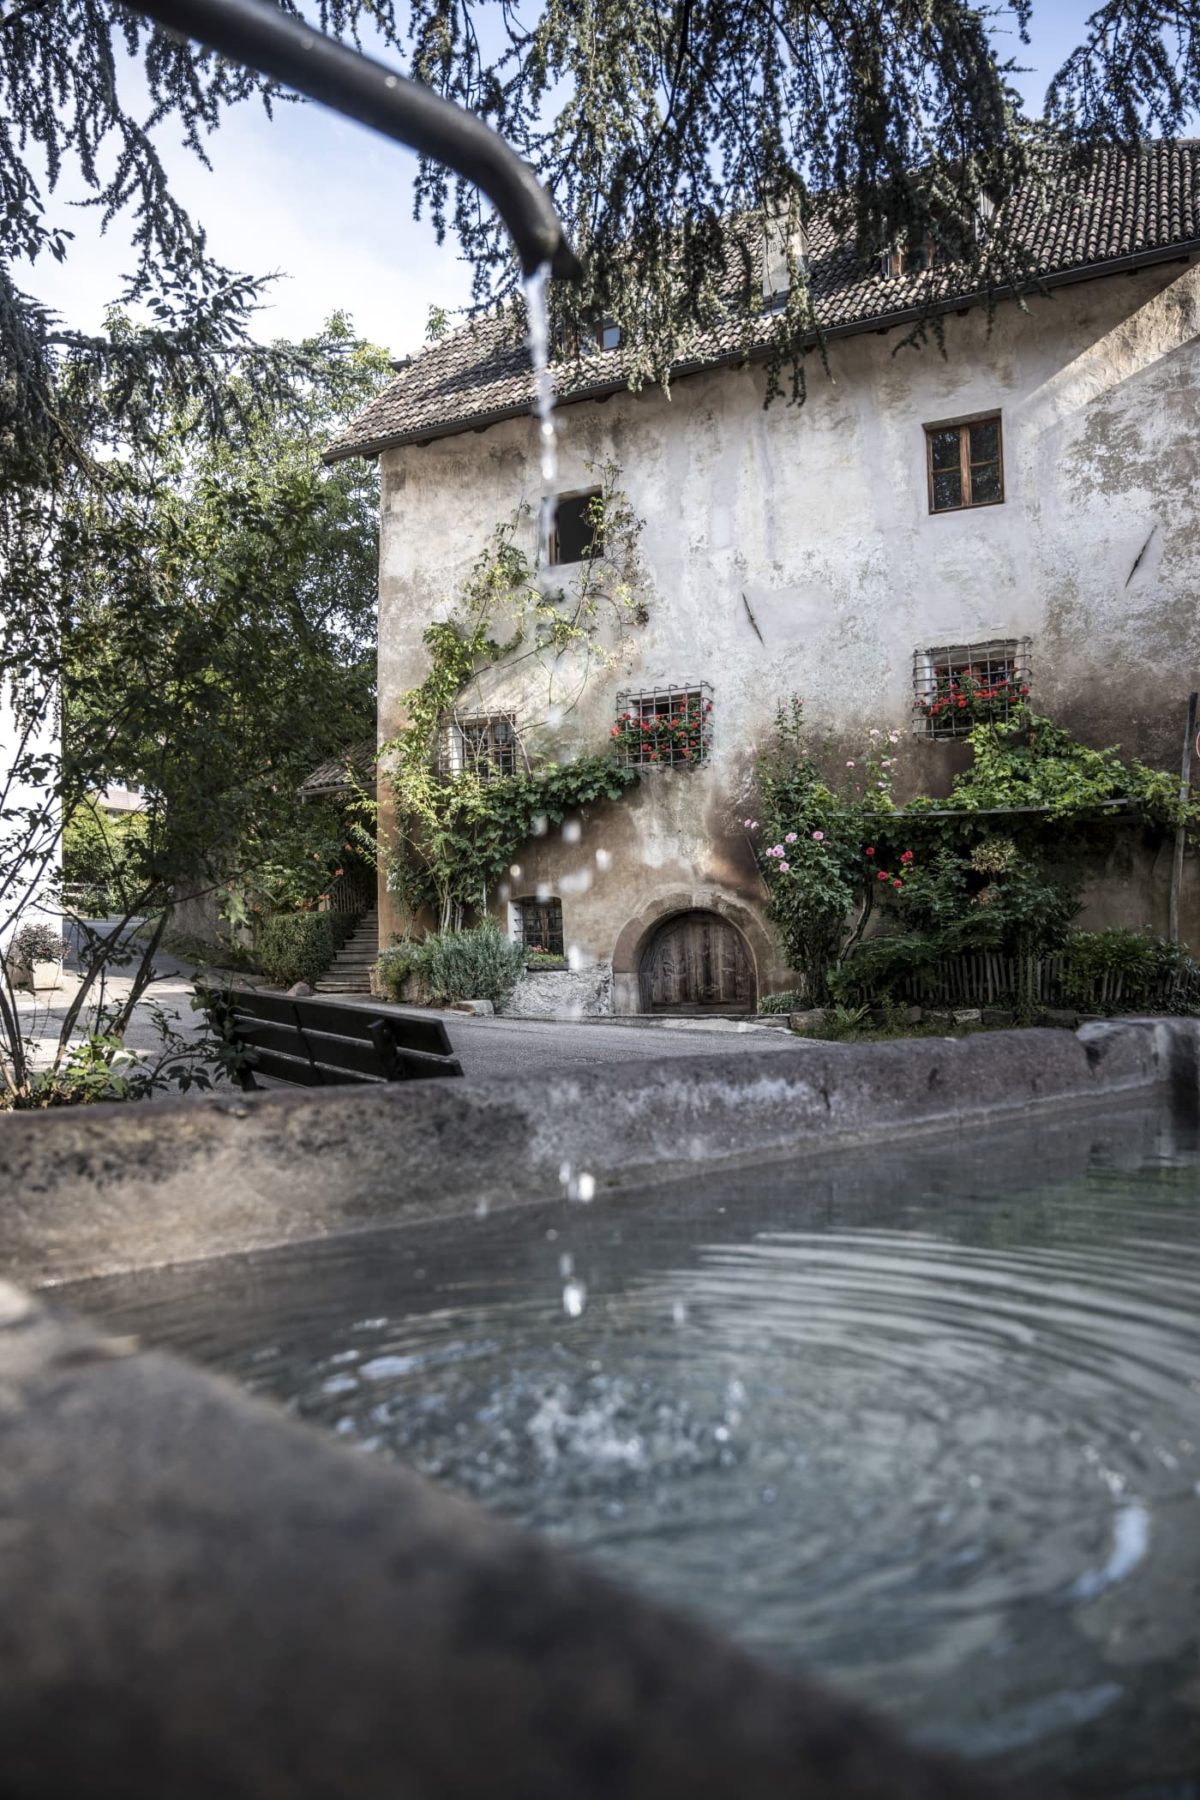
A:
[638,910,755,1014]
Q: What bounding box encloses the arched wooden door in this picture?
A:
[639,911,755,1014]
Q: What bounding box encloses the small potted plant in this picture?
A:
[524,942,569,972]
[7,922,70,992]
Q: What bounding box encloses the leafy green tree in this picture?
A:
[4,4,1199,417]
[0,314,387,1102]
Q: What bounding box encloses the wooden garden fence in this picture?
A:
[893,950,1200,1012]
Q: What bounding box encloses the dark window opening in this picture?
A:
[515,896,564,955]
[926,415,1004,513]
[881,236,939,279]
[550,490,603,565]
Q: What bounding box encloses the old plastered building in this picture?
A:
[327,144,1200,1015]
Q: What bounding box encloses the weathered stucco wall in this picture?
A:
[377,263,1200,996]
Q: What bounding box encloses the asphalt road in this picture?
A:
[40,923,805,1089]
[423,1012,805,1080]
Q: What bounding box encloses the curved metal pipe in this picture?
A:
[133,0,581,280]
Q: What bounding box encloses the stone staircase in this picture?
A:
[315,910,379,995]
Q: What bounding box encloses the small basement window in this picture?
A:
[913,639,1031,738]
[514,896,564,955]
[438,713,518,779]
[926,415,1004,512]
[550,490,603,565]
[613,683,713,768]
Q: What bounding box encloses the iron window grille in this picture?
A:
[925,414,1004,512]
[613,683,714,768]
[514,897,564,955]
[437,713,518,779]
[913,639,1032,738]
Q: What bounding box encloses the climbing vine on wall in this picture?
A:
[752,698,1199,1003]
[384,465,646,929]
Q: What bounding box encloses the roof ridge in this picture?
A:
[325,140,1200,464]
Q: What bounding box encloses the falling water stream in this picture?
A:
[523,262,558,581]
[62,1103,1200,1798]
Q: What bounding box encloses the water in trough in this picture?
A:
[62,1102,1200,1797]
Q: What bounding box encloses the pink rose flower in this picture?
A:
[812,830,825,842]
[778,860,790,873]
[784,832,797,844]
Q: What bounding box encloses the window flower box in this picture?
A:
[612,684,713,767]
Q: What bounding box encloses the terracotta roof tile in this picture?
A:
[325,142,1200,462]
[298,740,376,798]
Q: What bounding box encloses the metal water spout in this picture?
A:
[131,0,580,281]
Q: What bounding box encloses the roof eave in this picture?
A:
[324,237,1198,464]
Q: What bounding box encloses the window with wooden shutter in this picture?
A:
[925,415,1004,512]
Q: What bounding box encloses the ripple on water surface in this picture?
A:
[65,1108,1200,1796]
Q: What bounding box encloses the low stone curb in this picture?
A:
[1,1018,1194,1287]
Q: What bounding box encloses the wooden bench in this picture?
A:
[203,987,464,1089]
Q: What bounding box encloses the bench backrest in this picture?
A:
[205,988,462,1088]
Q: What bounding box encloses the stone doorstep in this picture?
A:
[522,1011,780,1028]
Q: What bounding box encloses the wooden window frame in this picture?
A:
[513,896,564,955]
[925,414,1004,514]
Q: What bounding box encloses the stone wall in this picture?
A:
[2,1019,1194,1288]
[505,961,613,1017]
[376,262,1200,984]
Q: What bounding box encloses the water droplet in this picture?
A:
[531,815,548,837]
[558,1159,572,1189]
[559,1251,574,1277]
[545,1227,558,1241]
[672,1299,688,1327]
[510,863,522,879]
[536,881,551,901]
[384,73,398,88]
[523,263,558,583]
[562,1277,587,1319]
[562,819,581,844]
[595,848,611,871]
[575,1172,596,1203]
[474,1196,490,1219]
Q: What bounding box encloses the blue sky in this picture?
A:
[30,1,1101,361]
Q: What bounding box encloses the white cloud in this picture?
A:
[23,78,475,359]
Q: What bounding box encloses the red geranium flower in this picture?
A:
[865,846,875,857]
